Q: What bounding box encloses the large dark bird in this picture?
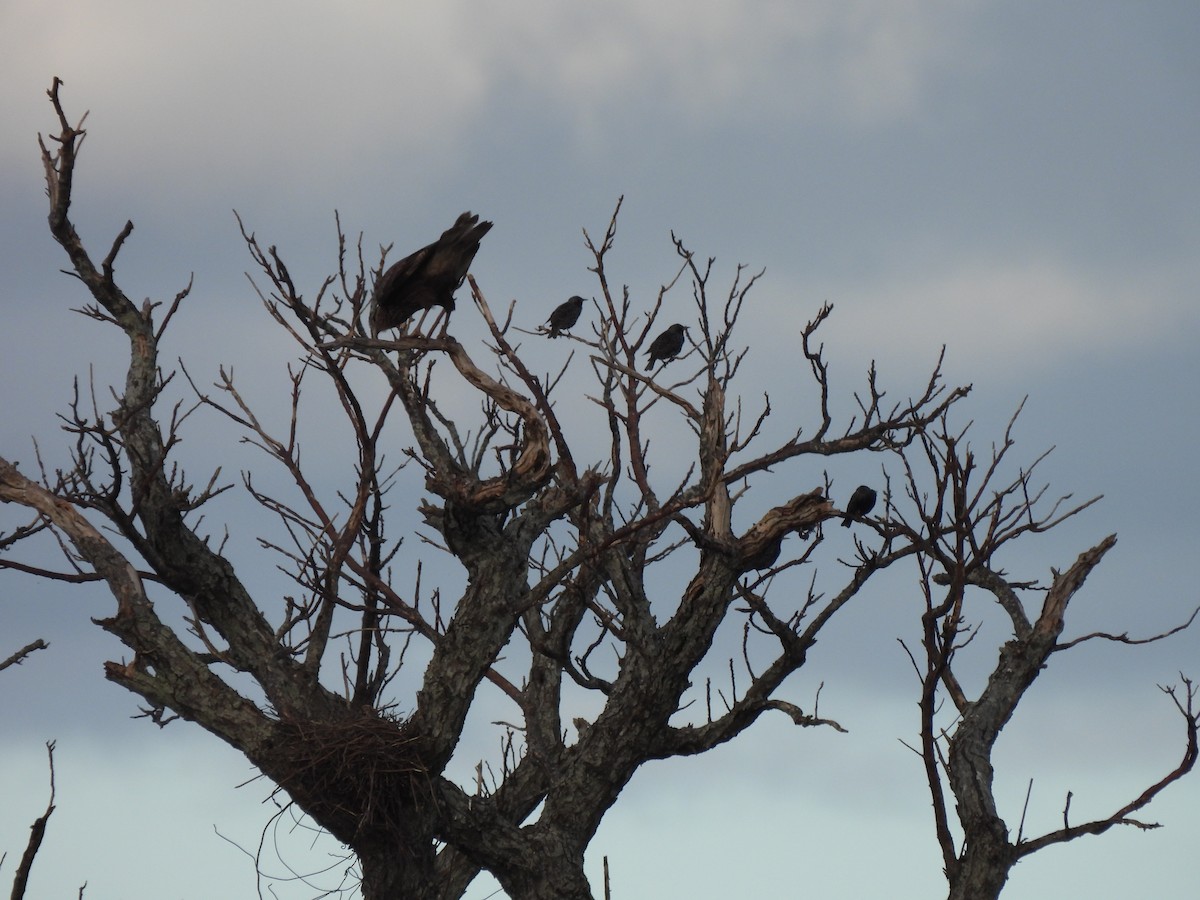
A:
[369,211,493,336]
[841,485,877,527]
[646,323,688,370]
[545,296,586,337]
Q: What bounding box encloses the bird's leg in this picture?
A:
[430,307,451,338]
[410,306,439,338]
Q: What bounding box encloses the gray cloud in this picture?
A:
[3,2,1198,898]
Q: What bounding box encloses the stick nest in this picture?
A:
[269,708,435,844]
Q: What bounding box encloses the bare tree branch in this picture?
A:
[9,741,58,900]
[0,640,49,674]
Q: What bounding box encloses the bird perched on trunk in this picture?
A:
[369,211,493,336]
[544,296,586,337]
[646,323,688,370]
[841,485,877,526]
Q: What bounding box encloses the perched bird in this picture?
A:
[369,211,493,336]
[841,485,877,527]
[741,533,784,572]
[646,323,688,370]
[545,296,586,337]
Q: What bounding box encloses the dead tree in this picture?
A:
[1,79,1194,900]
[891,411,1199,900]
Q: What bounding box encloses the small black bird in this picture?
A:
[545,296,586,337]
[646,323,688,370]
[370,211,493,336]
[841,485,877,527]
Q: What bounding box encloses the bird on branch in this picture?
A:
[841,485,877,527]
[741,533,785,572]
[646,323,688,370]
[544,296,586,337]
[370,211,493,336]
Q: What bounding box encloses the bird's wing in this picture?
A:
[375,246,433,303]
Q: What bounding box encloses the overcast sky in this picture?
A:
[2,2,1198,898]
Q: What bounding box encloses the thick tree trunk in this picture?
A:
[945,708,1016,900]
[358,845,439,900]
[493,831,594,900]
[947,823,1013,900]
[505,868,594,900]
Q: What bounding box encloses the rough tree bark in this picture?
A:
[1,79,1195,900]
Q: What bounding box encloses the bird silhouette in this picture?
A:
[646,323,688,370]
[741,533,784,572]
[841,485,877,527]
[545,296,586,337]
[370,211,492,336]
